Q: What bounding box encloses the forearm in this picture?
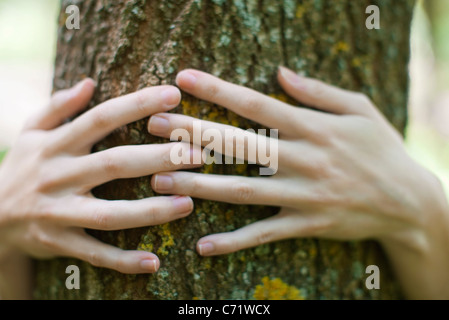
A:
[380,174,449,299]
[0,245,33,300]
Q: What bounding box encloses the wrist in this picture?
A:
[379,167,449,255]
[377,171,449,299]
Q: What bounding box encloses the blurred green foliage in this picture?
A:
[425,0,449,60]
[0,149,7,163]
[406,1,449,197]
[423,0,449,88]
[407,126,449,197]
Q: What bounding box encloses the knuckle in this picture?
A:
[343,116,377,137]
[90,110,110,129]
[255,228,274,246]
[34,204,55,221]
[300,118,334,145]
[145,206,159,225]
[28,223,55,249]
[307,156,332,178]
[308,190,329,205]
[241,95,262,116]
[305,187,340,207]
[303,123,327,141]
[38,139,59,158]
[86,251,103,267]
[91,206,114,230]
[100,152,122,179]
[36,170,61,192]
[162,147,177,168]
[48,90,65,110]
[231,182,254,204]
[355,93,373,108]
[189,176,201,194]
[306,217,335,236]
[134,89,150,115]
[204,83,220,100]
[23,132,56,158]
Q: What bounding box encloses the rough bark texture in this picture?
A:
[34,0,415,300]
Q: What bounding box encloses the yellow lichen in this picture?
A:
[181,100,201,117]
[192,296,200,300]
[230,118,240,128]
[253,277,304,300]
[137,242,154,252]
[202,163,215,174]
[235,163,248,175]
[295,5,306,19]
[202,259,212,270]
[309,246,317,258]
[206,110,222,122]
[269,93,289,103]
[333,41,350,54]
[157,223,175,256]
[351,57,362,67]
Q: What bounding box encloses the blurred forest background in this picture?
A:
[0,0,448,196]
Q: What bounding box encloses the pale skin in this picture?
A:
[0,67,448,299]
[0,80,202,298]
[149,68,449,299]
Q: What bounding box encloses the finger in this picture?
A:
[148,113,281,167]
[151,172,292,206]
[53,196,194,231]
[24,78,96,131]
[278,66,378,117]
[59,85,181,152]
[196,209,330,256]
[71,143,203,190]
[176,69,325,134]
[60,229,160,274]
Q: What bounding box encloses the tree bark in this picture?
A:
[34,0,415,300]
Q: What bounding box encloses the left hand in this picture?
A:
[147,67,442,257]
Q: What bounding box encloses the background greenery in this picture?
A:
[0,150,6,163]
[407,0,449,197]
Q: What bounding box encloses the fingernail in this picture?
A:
[148,116,170,134]
[154,174,174,191]
[177,71,197,90]
[198,242,214,256]
[173,196,193,213]
[161,87,180,109]
[279,66,302,85]
[140,259,158,272]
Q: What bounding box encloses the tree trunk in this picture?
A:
[34,0,415,300]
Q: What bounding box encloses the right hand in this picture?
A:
[0,79,201,274]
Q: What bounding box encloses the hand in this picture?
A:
[148,68,448,258]
[0,79,201,274]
